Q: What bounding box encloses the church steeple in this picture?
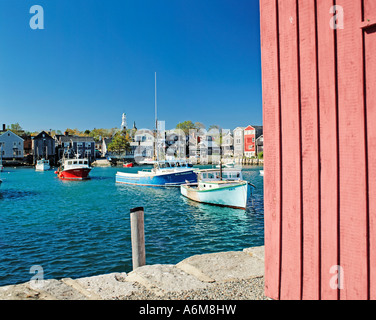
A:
[121,113,127,131]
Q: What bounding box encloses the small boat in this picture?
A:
[138,158,156,165]
[116,160,197,187]
[180,168,255,210]
[216,161,235,168]
[260,170,264,176]
[123,162,134,168]
[55,158,92,180]
[35,159,50,171]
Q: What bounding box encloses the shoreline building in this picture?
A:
[0,130,24,160]
[233,127,245,159]
[244,125,263,158]
[32,131,55,165]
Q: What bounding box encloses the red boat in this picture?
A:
[55,158,92,180]
[123,162,134,168]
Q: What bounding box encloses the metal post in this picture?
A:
[130,207,145,270]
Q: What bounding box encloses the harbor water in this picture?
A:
[0,165,264,286]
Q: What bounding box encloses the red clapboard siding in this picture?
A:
[260,0,375,300]
[336,0,368,300]
[364,0,376,21]
[298,0,320,300]
[316,0,339,300]
[278,0,302,300]
[365,24,376,301]
[365,0,376,301]
[260,0,282,300]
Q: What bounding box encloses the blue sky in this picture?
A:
[0,0,262,133]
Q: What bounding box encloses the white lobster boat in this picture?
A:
[180,168,255,210]
[35,159,50,171]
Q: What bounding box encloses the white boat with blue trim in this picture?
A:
[116,160,197,187]
[180,168,255,210]
[36,159,50,171]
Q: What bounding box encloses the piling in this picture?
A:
[130,207,146,270]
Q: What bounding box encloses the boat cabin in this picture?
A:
[198,169,243,181]
[37,159,49,165]
[62,158,90,170]
[156,160,193,169]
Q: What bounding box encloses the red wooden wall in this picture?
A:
[260,0,376,300]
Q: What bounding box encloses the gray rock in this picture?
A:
[243,246,265,261]
[75,272,139,300]
[177,251,264,282]
[125,264,209,296]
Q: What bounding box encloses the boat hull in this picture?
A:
[57,168,91,180]
[116,170,197,187]
[180,182,250,209]
[36,164,50,171]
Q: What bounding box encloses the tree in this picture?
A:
[176,121,196,136]
[208,124,220,131]
[65,128,81,136]
[89,128,110,141]
[194,122,205,130]
[8,123,24,136]
[108,131,131,155]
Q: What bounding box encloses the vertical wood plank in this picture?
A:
[278,0,302,300]
[298,0,320,300]
[336,0,368,300]
[259,0,282,300]
[316,0,339,300]
[363,0,376,21]
[364,24,376,301]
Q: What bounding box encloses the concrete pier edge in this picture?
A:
[0,246,265,300]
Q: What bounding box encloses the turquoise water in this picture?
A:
[0,165,264,286]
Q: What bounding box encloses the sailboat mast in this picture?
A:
[219,128,223,180]
[154,72,158,162]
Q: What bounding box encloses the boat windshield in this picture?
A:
[200,170,242,181]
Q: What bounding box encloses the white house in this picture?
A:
[221,130,234,158]
[132,129,155,162]
[233,127,245,158]
[0,130,24,159]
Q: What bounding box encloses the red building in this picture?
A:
[260,0,376,300]
[244,125,263,158]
